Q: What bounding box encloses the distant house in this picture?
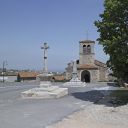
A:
[0,72,17,82]
[17,72,39,82]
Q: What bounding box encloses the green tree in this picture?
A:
[95,0,128,85]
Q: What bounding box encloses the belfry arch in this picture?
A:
[81,70,90,83]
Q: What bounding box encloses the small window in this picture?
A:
[87,45,91,53]
[83,45,86,54]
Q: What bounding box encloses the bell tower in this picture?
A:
[79,40,95,65]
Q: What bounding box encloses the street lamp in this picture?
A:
[2,61,7,83]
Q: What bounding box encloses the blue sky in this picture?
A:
[0,0,108,72]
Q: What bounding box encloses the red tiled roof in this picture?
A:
[94,60,107,67]
[18,72,39,78]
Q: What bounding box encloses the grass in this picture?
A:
[108,90,128,106]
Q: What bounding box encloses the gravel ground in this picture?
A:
[46,104,128,128]
[1,82,127,128]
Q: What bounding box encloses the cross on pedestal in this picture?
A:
[72,60,78,80]
[41,43,49,75]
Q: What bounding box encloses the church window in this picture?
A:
[83,45,86,54]
[87,45,91,53]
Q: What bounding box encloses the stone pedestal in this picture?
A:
[21,74,68,99]
[63,61,86,87]
[63,78,86,87]
[21,86,68,99]
[40,81,52,87]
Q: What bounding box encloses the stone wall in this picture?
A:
[90,70,99,82]
[78,69,99,82]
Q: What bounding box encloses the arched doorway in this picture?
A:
[81,70,90,83]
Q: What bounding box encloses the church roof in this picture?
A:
[94,60,107,68]
[77,64,98,70]
[79,40,95,44]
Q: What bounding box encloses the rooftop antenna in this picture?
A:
[86,30,89,40]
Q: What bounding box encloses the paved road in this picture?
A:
[0,82,110,128]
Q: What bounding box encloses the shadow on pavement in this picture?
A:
[71,90,128,107]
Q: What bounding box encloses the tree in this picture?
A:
[95,0,128,85]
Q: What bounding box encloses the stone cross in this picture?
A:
[73,60,77,74]
[41,43,49,75]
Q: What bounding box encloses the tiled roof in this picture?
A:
[77,64,98,70]
[18,72,39,78]
[94,60,107,67]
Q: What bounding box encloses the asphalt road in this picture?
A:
[0,82,109,128]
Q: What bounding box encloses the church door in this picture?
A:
[81,70,90,83]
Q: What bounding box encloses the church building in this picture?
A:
[65,40,108,83]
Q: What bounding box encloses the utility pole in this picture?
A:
[2,61,7,83]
